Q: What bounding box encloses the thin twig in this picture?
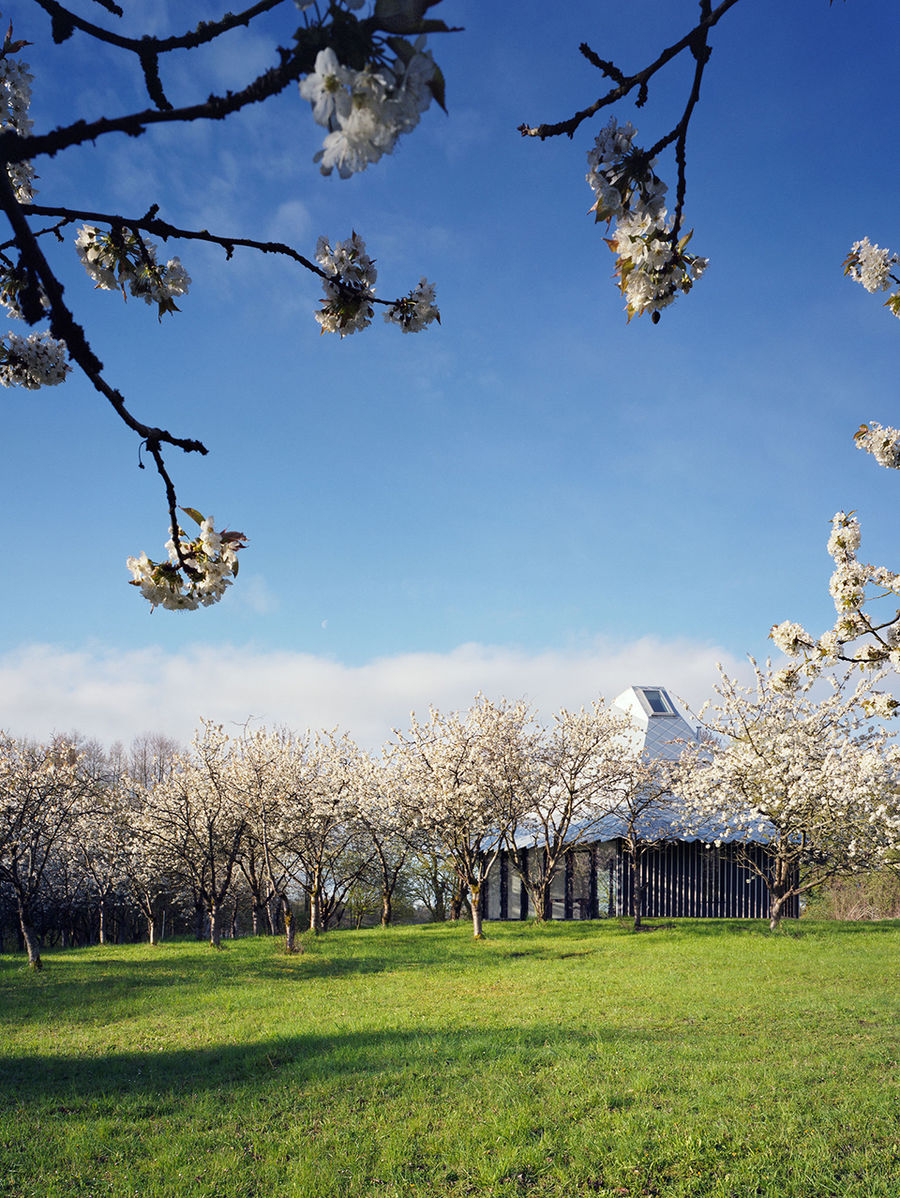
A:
[23,203,414,307]
[31,0,287,56]
[517,0,742,141]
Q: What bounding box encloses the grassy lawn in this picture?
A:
[1,920,898,1197]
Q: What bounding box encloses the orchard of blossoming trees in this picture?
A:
[2,682,899,965]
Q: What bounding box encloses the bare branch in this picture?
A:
[517,0,742,142]
[31,0,287,56]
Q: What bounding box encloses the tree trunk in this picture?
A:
[98,900,107,946]
[449,879,466,921]
[209,903,223,948]
[524,879,548,922]
[18,910,42,969]
[381,887,392,928]
[471,884,484,939]
[147,917,159,946]
[769,891,788,930]
[308,889,322,935]
[633,880,644,931]
[284,904,296,954]
[630,848,644,931]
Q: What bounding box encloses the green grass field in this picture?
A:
[1,920,898,1198]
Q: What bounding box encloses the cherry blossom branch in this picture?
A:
[647,2,714,243]
[517,0,741,143]
[0,40,315,162]
[2,6,456,161]
[0,2,447,608]
[31,0,291,110]
[31,0,287,55]
[0,177,205,452]
[25,201,326,277]
[0,169,206,582]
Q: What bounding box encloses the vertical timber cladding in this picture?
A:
[481,837,792,919]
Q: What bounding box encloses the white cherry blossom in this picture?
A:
[127,511,246,612]
[75,226,191,317]
[0,331,69,388]
[0,50,35,202]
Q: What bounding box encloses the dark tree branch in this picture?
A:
[88,0,123,16]
[138,48,172,113]
[26,203,326,280]
[144,439,196,573]
[0,38,314,163]
[517,0,742,141]
[23,203,419,309]
[645,8,714,243]
[578,43,626,87]
[31,0,287,56]
[0,170,206,554]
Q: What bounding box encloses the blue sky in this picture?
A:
[2,0,898,747]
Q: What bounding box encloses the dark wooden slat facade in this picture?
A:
[484,841,798,921]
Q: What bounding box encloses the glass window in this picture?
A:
[642,687,674,715]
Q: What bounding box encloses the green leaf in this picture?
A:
[428,63,447,112]
[181,507,204,527]
[386,36,415,65]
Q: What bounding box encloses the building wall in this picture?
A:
[483,841,798,921]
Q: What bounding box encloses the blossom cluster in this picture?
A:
[0,263,47,321]
[586,118,707,321]
[0,330,70,389]
[844,237,900,318]
[127,510,247,611]
[854,421,900,471]
[772,418,900,672]
[772,507,900,673]
[315,232,377,335]
[0,31,36,203]
[844,238,900,320]
[384,276,440,332]
[299,38,438,178]
[315,232,439,336]
[75,226,191,318]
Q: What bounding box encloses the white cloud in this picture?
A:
[266,200,313,244]
[231,575,280,616]
[0,638,750,751]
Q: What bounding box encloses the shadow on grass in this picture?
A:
[0,1022,660,1107]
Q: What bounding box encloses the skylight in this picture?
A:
[640,687,676,716]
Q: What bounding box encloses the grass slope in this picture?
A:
[1,920,898,1198]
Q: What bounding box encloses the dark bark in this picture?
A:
[18,908,42,969]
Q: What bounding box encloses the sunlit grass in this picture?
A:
[1,920,898,1197]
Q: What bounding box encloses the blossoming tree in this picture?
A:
[390,696,535,939]
[0,733,93,967]
[769,236,900,679]
[141,721,250,948]
[680,662,900,929]
[502,701,635,923]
